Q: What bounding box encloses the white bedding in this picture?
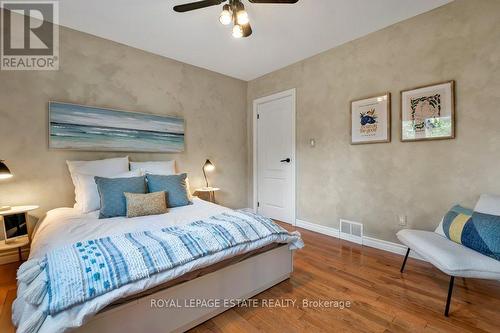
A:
[14,198,291,333]
[29,197,230,259]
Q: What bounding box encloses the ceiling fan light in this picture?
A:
[219,5,231,25]
[232,24,243,38]
[236,10,249,25]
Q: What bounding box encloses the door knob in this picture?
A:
[280,158,291,163]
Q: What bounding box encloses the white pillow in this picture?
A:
[474,194,500,216]
[130,161,175,175]
[67,157,130,210]
[435,218,446,236]
[74,170,142,213]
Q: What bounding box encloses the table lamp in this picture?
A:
[202,159,215,189]
[0,160,13,211]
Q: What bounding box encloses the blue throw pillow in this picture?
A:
[146,173,192,208]
[463,212,500,261]
[442,205,473,243]
[95,176,147,219]
[442,205,500,261]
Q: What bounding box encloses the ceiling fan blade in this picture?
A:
[248,0,299,3]
[242,23,253,38]
[173,0,224,13]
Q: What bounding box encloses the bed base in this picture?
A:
[74,245,293,333]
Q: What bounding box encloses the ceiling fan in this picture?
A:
[173,0,299,38]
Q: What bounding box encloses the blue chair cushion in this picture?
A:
[443,205,500,261]
[95,176,147,219]
[146,173,192,208]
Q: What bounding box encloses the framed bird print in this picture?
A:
[400,80,455,142]
[350,93,391,145]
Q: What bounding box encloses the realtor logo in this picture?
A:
[1,1,59,70]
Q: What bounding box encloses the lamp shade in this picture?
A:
[0,160,12,180]
[202,159,215,188]
[203,159,215,172]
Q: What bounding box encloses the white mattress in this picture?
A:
[14,198,293,333]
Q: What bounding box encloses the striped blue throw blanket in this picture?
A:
[16,211,303,333]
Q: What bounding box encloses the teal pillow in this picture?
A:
[95,176,147,219]
[146,173,191,208]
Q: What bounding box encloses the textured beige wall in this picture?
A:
[0,24,248,218]
[247,0,500,242]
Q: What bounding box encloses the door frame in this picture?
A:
[252,88,296,225]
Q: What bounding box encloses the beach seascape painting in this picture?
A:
[49,102,185,152]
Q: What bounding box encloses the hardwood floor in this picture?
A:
[1,224,499,332]
[0,261,18,333]
[190,223,500,333]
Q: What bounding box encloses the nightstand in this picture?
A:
[195,187,220,203]
[0,205,38,262]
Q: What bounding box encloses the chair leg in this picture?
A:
[400,248,410,273]
[445,276,455,317]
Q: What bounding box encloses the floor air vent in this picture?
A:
[339,219,363,245]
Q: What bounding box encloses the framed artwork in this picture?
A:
[49,102,185,152]
[400,80,455,142]
[350,93,391,144]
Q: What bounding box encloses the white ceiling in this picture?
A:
[58,0,452,81]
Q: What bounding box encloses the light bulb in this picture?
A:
[219,5,231,25]
[232,24,243,38]
[236,10,249,25]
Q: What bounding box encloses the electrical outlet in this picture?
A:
[398,215,407,226]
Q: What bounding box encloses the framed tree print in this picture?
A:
[350,93,391,145]
[400,80,455,142]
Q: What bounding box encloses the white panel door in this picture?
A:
[255,90,295,224]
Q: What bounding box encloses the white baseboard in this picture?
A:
[296,219,340,238]
[0,248,29,265]
[363,236,424,260]
[295,219,424,261]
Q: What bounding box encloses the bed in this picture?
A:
[13,198,302,333]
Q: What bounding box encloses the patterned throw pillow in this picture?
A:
[465,212,500,261]
[146,173,192,208]
[443,205,500,260]
[95,176,147,219]
[125,192,168,218]
[442,205,473,243]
